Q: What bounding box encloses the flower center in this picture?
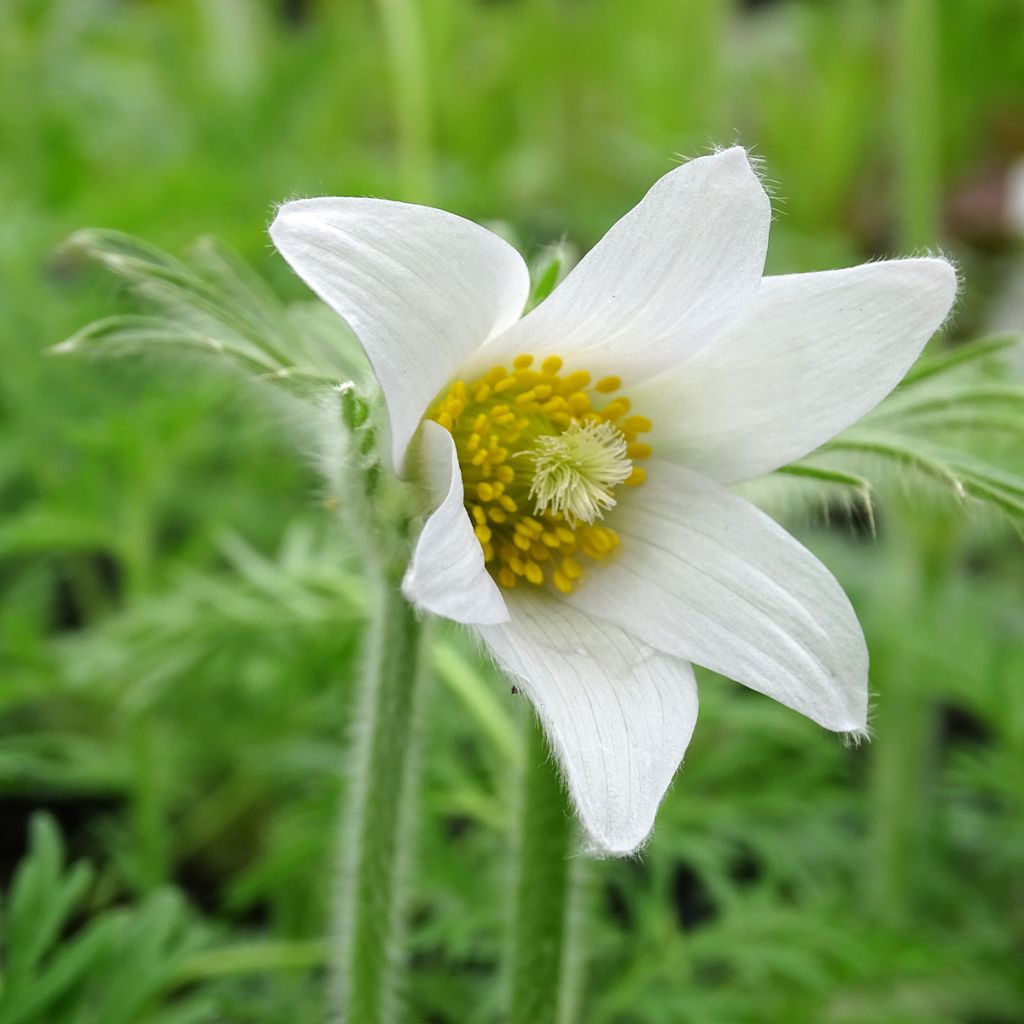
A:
[527,420,633,525]
[427,353,651,593]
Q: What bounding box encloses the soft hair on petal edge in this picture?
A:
[842,690,878,748]
[459,623,667,860]
[674,140,783,212]
[862,248,962,327]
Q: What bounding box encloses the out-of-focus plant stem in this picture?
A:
[679,0,730,143]
[175,940,329,983]
[870,0,944,924]
[868,529,949,923]
[894,0,941,251]
[507,711,586,1024]
[374,0,434,204]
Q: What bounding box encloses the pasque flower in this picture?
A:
[270,148,956,856]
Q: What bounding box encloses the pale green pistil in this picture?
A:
[527,420,633,525]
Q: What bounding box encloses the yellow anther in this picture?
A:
[602,398,630,419]
[426,353,650,595]
[561,370,591,392]
[562,557,583,579]
[552,570,573,593]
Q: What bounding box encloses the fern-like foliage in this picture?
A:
[760,333,1024,530]
[0,816,212,1024]
[54,231,370,397]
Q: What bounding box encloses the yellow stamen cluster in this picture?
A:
[428,353,652,594]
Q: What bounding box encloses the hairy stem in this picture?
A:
[507,710,585,1024]
[330,573,431,1024]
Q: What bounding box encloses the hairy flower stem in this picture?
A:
[507,711,585,1024]
[330,570,432,1024]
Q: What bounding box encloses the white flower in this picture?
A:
[270,148,957,857]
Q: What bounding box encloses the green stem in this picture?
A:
[677,0,730,142]
[128,713,169,892]
[894,0,941,250]
[868,532,947,923]
[374,0,434,204]
[330,573,431,1024]
[868,0,944,924]
[507,711,584,1024]
[175,941,329,983]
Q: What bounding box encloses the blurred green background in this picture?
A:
[2,1,1024,1022]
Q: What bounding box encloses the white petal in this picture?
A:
[270,198,530,472]
[634,258,958,483]
[402,421,508,625]
[468,148,770,380]
[570,462,867,733]
[478,592,699,856]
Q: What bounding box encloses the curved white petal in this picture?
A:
[468,148,770,380]
[570,462,868,733]
[270,198,530,472]
[402,421,508,625]
[478,592,699,856]
[634,258,958,483]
